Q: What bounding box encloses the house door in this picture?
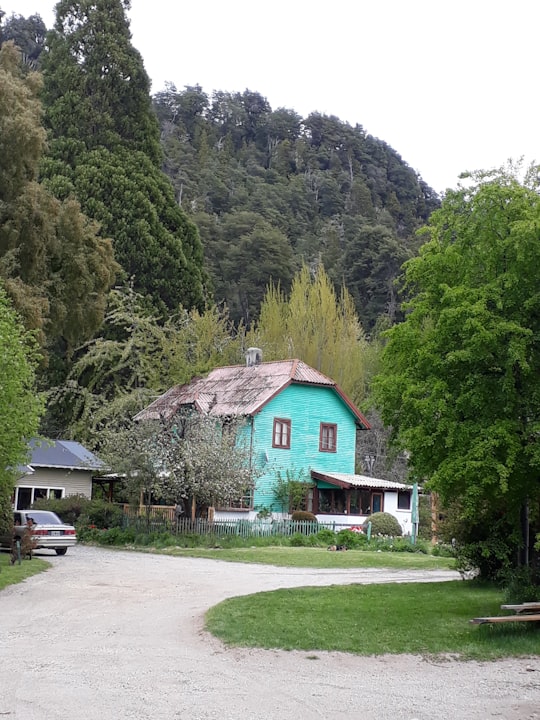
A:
[371,492,383,513]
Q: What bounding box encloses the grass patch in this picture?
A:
[157,546,456,570]
[0,552,50,591]
[205,580,540,660]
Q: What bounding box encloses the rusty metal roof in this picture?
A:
[134,359,370,427]
[311,471,412,490]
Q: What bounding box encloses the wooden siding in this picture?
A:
[16,468,93,498]
[251,384,358,509]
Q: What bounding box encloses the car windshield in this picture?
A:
[25,511,63,525]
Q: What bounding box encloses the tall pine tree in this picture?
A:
[40,0,206,316]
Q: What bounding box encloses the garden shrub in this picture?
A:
[368,512,403,537]
[78,500,124,530]
[32,494,91,525]
[316,529,336,545]
[500,566,540,604]
[431,543,456,558]
[336,529,365,549]
[290,532,310,546]
[290,511,317,522]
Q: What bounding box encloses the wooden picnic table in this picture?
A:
[471,601,540,625]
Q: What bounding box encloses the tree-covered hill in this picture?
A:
[153,85,440,330]
[1,9,439,334]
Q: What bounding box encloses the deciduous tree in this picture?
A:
[0,284,43,534]
[373,164,540,576]
[247,264,378,405]
[0,42,116,361]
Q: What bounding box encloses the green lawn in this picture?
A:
[0,552,50,590]
[158,546,456,570]
[205,580,540,660]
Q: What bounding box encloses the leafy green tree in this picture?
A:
[0,42,116,360]
[0,284,43,534]
[373,164,540,576]
[40,0,206,315]
[48,286,244,443]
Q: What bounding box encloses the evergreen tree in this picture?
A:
[40,0,206,315]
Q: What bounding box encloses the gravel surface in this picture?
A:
[1,545,539,720]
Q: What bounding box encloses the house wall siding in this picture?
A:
[17,469,93,498]
[251,384,358,510]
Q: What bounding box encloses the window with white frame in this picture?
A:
[15,486,64,510]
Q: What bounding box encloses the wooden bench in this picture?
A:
[471,601,540,625]
[471,613,540,625]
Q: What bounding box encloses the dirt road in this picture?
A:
[1,546,538,719]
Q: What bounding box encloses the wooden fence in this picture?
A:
[121,507,344,537]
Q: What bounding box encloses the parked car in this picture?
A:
[0,510,77,556]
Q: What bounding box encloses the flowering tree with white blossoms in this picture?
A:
[101,411,255,517]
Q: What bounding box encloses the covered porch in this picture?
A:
[310,471,414,533]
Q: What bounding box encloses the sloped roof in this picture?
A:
[28,439,105,471]
[134,359,370,428]
[311,470,412,490]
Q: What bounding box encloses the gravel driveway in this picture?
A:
[1,545,539,720]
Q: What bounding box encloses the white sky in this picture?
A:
[3,0,538,195]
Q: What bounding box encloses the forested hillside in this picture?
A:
[1,8,439,333]
[153,86,440,330]
[0,3,437,445]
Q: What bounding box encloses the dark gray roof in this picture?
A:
[28,439,105,471]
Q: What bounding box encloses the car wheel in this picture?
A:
[55,548,68,556]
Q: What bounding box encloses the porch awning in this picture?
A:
[311,470,412,491]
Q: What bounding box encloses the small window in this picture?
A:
[319,423,337,452]
[397,491,411,510]
[273,418,291,449]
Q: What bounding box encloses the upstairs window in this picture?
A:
[273,418,291,449]
[319,423,337,452]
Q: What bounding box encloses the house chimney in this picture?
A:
[246,347,262,367]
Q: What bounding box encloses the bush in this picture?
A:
[78,500,124,530]
[368,512,403,537]
[336,529,368,549]
[290,532,310,546]
[431,543,456,558]
[316,529,337,545]
[290,511,317,522]
[32,494,91,525]
[78,526,136,545]
[500,566,540,604]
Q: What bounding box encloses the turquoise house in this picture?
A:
[136,351,414,530]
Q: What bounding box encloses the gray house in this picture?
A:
[13,439,105,510]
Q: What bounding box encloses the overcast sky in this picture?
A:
[3,0,538,195]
